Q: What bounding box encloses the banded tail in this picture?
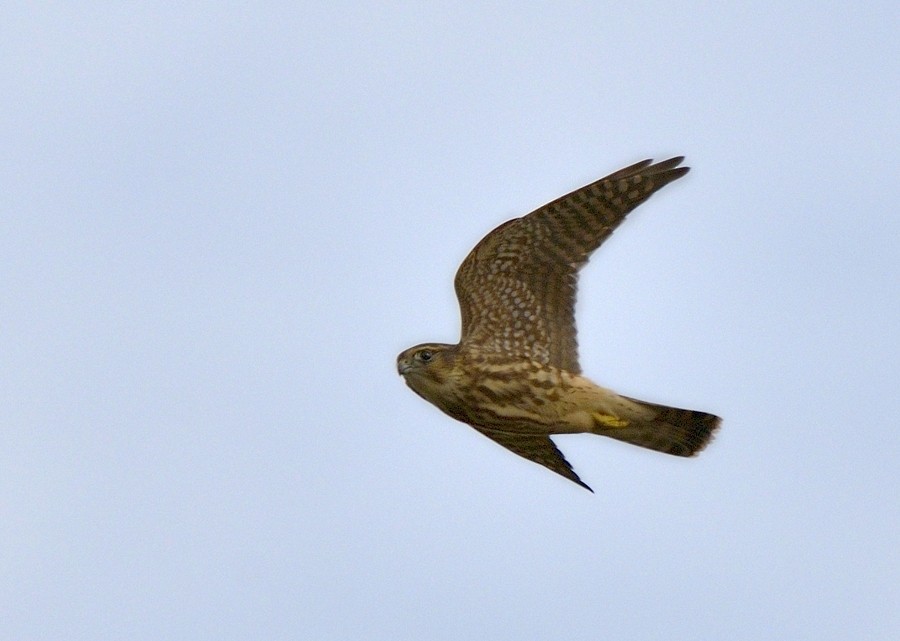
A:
[594,398,721,456]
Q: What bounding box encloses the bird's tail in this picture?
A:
[592,397,721,456]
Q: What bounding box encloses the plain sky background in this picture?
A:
[2,3,898,640]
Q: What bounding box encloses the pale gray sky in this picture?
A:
[2,3,898,640]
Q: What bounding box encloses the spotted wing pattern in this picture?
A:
[454,157,689,373]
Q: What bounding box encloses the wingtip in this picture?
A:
[601,156,689,182]
[651,156,689,172]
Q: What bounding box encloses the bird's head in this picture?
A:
[397,343,465,420]
[396,342,460,397]
[396,343,455,377]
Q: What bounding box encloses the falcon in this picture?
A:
[397,157,720,491]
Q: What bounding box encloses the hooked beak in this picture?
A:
[397,359,412,376]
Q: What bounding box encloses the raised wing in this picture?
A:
[454,157,689,373]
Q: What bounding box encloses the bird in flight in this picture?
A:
[397,157,720,491]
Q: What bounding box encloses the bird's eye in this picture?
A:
[416,349,433,362]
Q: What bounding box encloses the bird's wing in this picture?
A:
[477,428,593,492]
[454,157,689,373]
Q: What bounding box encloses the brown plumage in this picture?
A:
[397,157,720,491]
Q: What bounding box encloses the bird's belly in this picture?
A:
[450,375,589,434]
[474,373,641,435]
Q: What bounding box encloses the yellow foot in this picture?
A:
[593,413,629,428]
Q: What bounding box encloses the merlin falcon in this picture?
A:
[397,157,720,491]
